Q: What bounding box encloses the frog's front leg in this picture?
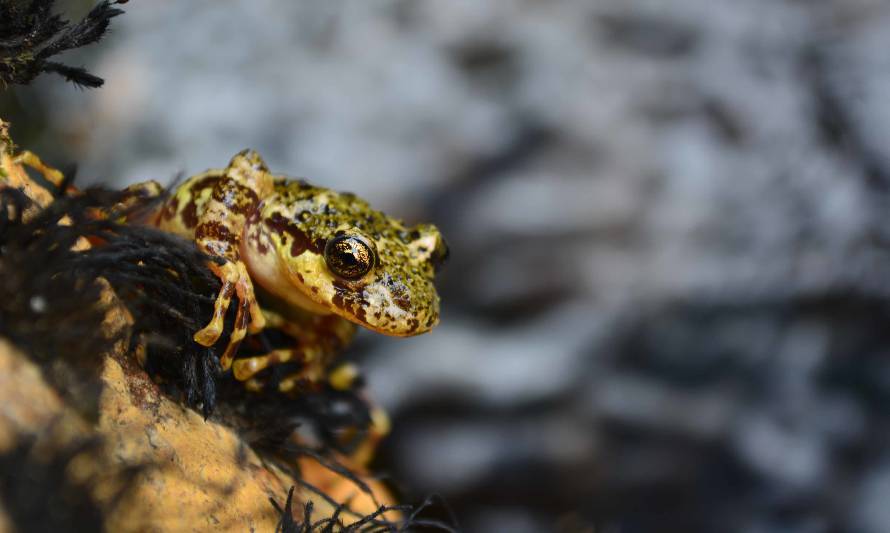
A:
[191,177,267,363]
[231,309,356,391]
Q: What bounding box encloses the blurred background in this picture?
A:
[5,1,890,531]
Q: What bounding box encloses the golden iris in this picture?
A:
[324,234,375,279]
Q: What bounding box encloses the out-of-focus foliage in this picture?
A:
[0,0,123,88]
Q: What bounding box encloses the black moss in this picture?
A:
[0,183,224,416]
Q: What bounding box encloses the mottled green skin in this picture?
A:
[156,150,447,338]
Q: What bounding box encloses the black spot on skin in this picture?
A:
[211,181,260,216]
[181,198,199,229]
[183,176,224,229]
[245,224,268,255]
[264,212,323,255]
[195,221,236,243]
[331,281,370,326]
[331,281,351,312]
[332,292,346,311]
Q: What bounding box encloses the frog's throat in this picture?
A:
[274,275,332,316]
[239,239,331,316]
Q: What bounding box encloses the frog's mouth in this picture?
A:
[281,258,439,337]
[303,275,439,337]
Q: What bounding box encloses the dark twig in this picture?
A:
[0,0,125,88]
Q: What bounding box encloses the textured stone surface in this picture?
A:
[0,337,288,531]
[99,353,289,532]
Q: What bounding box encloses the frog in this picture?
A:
[0,138,438,509]
[139,149,448,392]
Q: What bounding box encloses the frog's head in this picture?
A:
[247,183,448,336]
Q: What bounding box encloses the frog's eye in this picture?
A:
[324,234,376,280]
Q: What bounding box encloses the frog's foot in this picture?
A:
[276,362,364,395]
[14,150,65,188]
[327,362,361,391]
[218,298,250,372]
[194,260,265,360]
[231,345,324,384]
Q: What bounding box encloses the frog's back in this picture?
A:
[155,170,226,237]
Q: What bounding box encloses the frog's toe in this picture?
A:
[232,353,274,381]
[246,306,265,334]
[232,348,300,381]
[327,362,361,391]
[218,299,249,371]
[194,262,237,347]
[235,271,265,334]
[194,321,225,346]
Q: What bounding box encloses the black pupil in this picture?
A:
[325,236,373,279]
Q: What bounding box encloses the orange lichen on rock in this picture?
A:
[99,352,290,531]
